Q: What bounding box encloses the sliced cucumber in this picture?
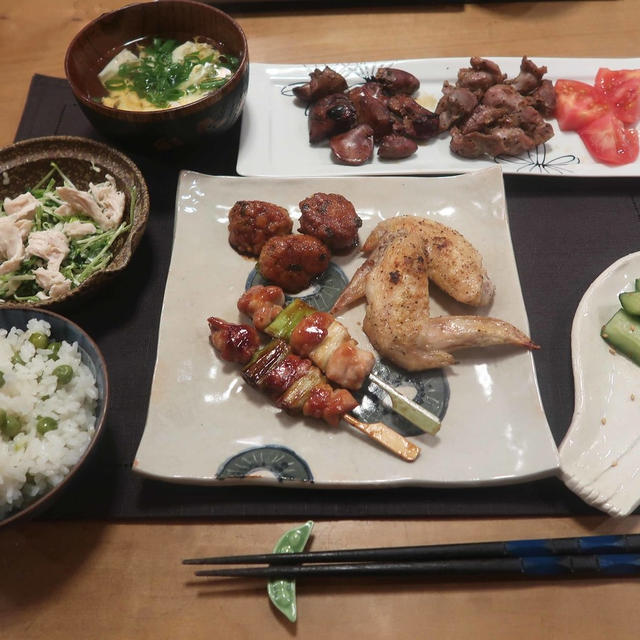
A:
[619,291,640,316]
[601,309,640,365]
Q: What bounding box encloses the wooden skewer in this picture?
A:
[342,414,420,462]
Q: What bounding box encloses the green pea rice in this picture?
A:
[0,319,98,517]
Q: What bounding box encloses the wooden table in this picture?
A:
[2,2,640,638]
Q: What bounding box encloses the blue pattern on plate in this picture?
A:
[353,360,449,437]
[495,144,581,174]
[217,445,313,482]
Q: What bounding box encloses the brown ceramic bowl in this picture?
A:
[65,0,249,150]
[0,135,149,309]
[0,306,109,528]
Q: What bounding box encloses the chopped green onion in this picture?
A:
[242,340,290,388]
[265,299,316,340]
[99,38,238,108]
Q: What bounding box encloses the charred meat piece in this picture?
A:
[243,338,357,426]
[450,125,536,158]
[347,83,394,140]
[388,95,439,140]
[207,317,260,364]
[228,200,293,257]
[258,234,331,293]
[481,84,528,111]
[330,124,375,165]
[308,93,358,144]
[438,56,555,160]
[260,352,313,399]
[527,79,556,118]
[508,105,554,145]
[298,192,363,252]
[456,57,506,96]
[435,82,479,131]
[237,285,285,331]
[459,105,508,134]
[302,383,359,426]
[349,81,388,104]
[374,67,420,95]
[457,104,553,152]
[293,66,348,102]
[507,56,547,95]
[378,134,418,159]
[290,311,334,357]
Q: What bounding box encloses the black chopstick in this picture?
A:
[193,554,640,579]
[183,532,640,566]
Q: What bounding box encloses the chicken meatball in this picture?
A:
[228,200,293,257]
[298,193,362,252]
[258,234,331,293]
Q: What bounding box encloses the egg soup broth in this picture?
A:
[97,37,240,111]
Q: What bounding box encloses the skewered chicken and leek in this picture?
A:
[207,317,421,461]
[237,285,442,434]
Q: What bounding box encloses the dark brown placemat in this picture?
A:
[13,74,640,519]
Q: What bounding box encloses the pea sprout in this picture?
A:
[0,163,135,301]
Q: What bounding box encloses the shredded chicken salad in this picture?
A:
[0,163,135,302]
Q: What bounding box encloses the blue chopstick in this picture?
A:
[193,553,640,579]
[183,533,640,566]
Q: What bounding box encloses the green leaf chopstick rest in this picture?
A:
[267,521,314,622]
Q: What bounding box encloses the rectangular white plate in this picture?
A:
[134,166,559,487]
[237,57,640,178]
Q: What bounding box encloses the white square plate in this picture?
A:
[134,166,559,487]
[237,57,640,178]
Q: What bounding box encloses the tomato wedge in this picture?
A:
[593,68,640,124]
[578,112,639,165]
[595,68,640,96]
[605,79,640,124]
[554,79,609,131]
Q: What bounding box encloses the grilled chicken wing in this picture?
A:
[361,233,537,370]
[332,215,494,314]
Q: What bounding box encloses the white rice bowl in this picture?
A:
[0,318,98,517]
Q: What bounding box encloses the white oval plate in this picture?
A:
[560,252,640,516]
[134,166,558,487]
